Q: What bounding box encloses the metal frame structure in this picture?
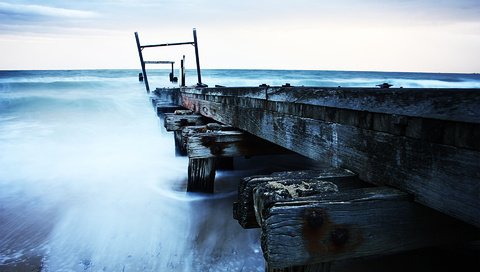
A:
[134,28,205,92]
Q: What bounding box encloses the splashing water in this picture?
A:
[1,69,479,271]
[0,70,265,271]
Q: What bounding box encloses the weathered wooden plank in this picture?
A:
[187,130,291,159]
[180,92,480,150]
[254,185,479,269]
[180,95,480,228]
[187,158,216,193]
[180,86,480,124]
[233,169,362,229]
[156,103,184,115]
[180,124,236,156]
[164,112,207,131]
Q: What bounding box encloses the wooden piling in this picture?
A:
[187,158,216,193]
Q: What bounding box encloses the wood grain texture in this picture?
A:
[187,130,291,159]
[179,91,480,227]
[255,186,478,268]
[187,158,216,193]
[164,113,207,131]
[181,86,480,123]
[233,169,361,229]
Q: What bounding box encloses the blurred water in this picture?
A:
[0,69,479,271]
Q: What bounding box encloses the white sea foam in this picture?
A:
[1,69,478,271]
[0,70,264,271]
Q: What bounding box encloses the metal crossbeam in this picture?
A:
[144,61,175,64]
[141,42,194,49]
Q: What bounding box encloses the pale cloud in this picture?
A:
[0,0,479,72]
[0,2,97,20]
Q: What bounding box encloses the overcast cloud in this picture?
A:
[0,0,479,72]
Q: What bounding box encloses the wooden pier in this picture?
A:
[150,85,479,271]
[136,28,478,271]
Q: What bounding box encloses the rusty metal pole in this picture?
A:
[134,32,150,92]
[192,28,204,86]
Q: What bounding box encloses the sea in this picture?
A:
[0,69,479,272]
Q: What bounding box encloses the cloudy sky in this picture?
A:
[0,0,479,72]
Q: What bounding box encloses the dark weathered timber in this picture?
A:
[254,185,479,269]
[156,103,184,115]
[164,112,207,131]
[181,124,236,156]
[187,158,216,193]
[180,86,480,124]
[187,129,291,159]
[267,262,331,272]
[179,91,480,151]
[233,169,362,229]
[153,87,179,102]
[174,131,187,156]
[176,87,480,227]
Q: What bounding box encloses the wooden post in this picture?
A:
[180,55,186,87]
[134,32,150,92]
[187,158,216,193]
[174,130,187,156]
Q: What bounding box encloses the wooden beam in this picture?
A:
[187,129,291,159]
[180,86,480,124]
[233,169,362,229]
[178,88,480,228]
[156,103,184,115]
[254,184,479,269]
[164,112,207,131]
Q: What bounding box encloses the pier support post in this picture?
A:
[180,55,186,87]
[187,158,216,193]
[174,130,187,156]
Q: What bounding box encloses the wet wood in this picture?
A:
[164,112,207,131]
[179,86,480,124]
[174,130,187,156]
[176,86,480,228]
[187,158,216,193]
[254,184,479,269]
[156,103,184,115]
[233,169,362,229]
[187,129,291,159]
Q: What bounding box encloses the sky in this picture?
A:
[0,0,479,73]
